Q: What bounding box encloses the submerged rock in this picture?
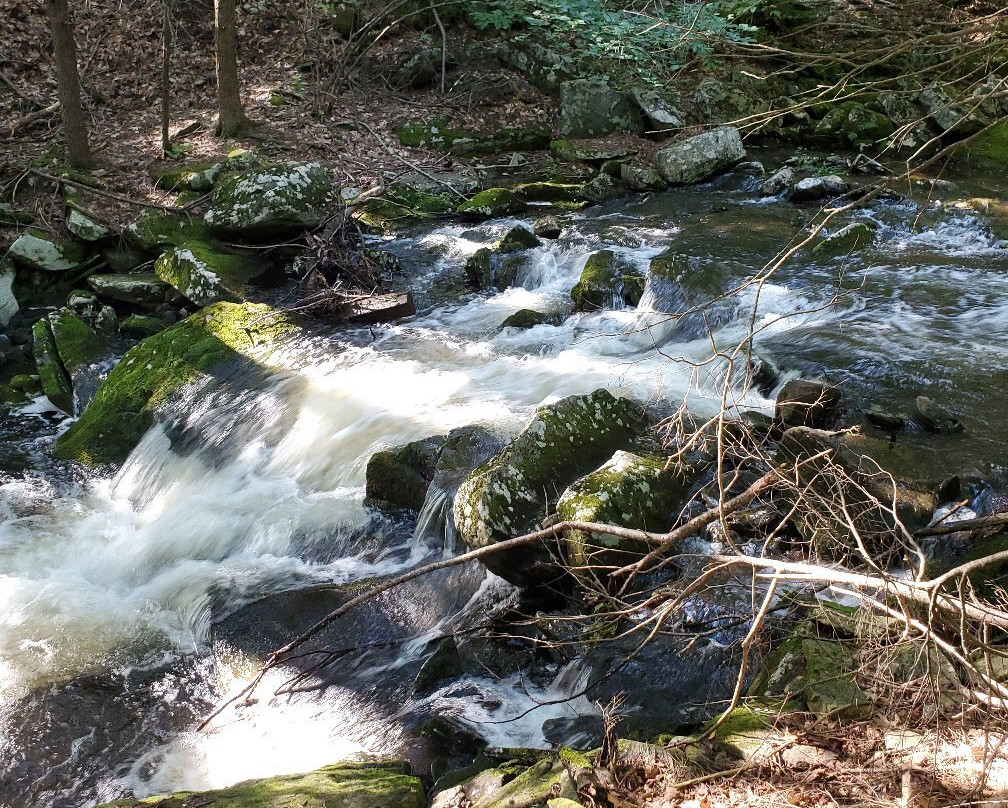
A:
[92,760,425,808]
[452,389,645,588]
[204,163,333,237]
[811,221,875,257]
[914,395,964,433]
[54,302,301,466]
[155,242,267,306]
[653,126,745,186]
[557,451,703,569]
[500,309,550,329]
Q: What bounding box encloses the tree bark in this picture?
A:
[46,0,94,168]
[214,0,249,137]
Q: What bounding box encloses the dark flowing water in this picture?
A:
[1,164,1006,806]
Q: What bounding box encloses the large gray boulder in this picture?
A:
[0,262,18,327]
[453,389,646,588]
[155,241,267,305]
[653,126,745,185]
[88,273,175,306]
[8,232,85,272]
[558,79,644,137]
[204,163,333,237]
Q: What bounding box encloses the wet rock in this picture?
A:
[811,221,875,257]
[94,305,118,335]
[533,216,563,239]
[638,250,734,337]
[493,225,541,253]
[87,273,175,307]
[775,378,841,428]
[67,289,97,315]
[414,636,463,693]
[558,79,643,138]
[620,163,667,191]
[366,435,446,511]
[500,309,549,329]
[155,242,267,306]
[0,262,18,327]
[512,182,583,203]
[571,250,643,311]
[760,167,793,196]
[127,209,210,253]
[579,171,630,204]
[914,395,964,433]
[119,314,167,339]
[204,163,334,237]
[653,126,745,186]
[342,292,416,324]
[8,232,86,273]
[788,174,848,203]
[877,90,938,156]
[31,318,73,414]
[31,308,104,415]
[55,302,302,466]
[864,405,905,434]
[456,188,527,219]
[453,390,645,588]
[557,451,703,569]
[92,760,425,808]
[470,759,578,808]
[465,248,493,289]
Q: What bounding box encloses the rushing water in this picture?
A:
[2,165,1007,807]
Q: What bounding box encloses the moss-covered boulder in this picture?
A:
[952,120,1008,172]
[119,315,167,339]
[8,232,86,272]
[501,309,550,329]
[150,161,222,192]
[32,318,73,414]
[155,242,267,305]
[452,389,646,588]
[464,248,493,290]
[394,116,550,155]
[354,183,456,233]
[93,760,424,808]
[653,126,745,186]
[204,163,333,237]
[365,435,446,511]
[88,273,175,306]
[571,250,643,311]
[66,209,111,242]
[32,308,106,415]
[457,188,527,219]
[127,210,210,253]
[815,101,894,147]
[54,302,300,466]
[557,451,702,569]
[512,182,584,203]
[493,225,541,253]
[811,221,875,257]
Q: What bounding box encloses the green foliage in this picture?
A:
[469,0,757,81]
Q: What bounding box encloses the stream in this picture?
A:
[2,163,1007,807]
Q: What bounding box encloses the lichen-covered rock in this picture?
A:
[811,221,875,257]
[0,261,18,327]
[54,302,301,466]
[631,85,687,130]
[533,216,563,239]
[88,273,175,306]
[394,116,550,155]
[8,232,86,272]
[456,188,527,219]
[150,160,222,192]
[127,210,210,253]
[620,163,667,191]
[471,759,578,808]
[919,84,986,136]
[93,760,425,808]
[580,172,630,204]
[788,174,848,203]
[204,162,333,237]
[653,126,745,185]
[558,451,701,568]
[558,79,643,138]
[355,183,456,233]
[366,435,446,511]
[119,314,167,339]
[501,309,549,329]
[571,250,642,311]
[760,167,794,196]
[66,209,110,242]
[155,241,267,305]
[453,389,645,588]
[815,101,894,146]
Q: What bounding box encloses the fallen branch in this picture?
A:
[9,102,60,135]
[915,511,1008,538]
[30,169,192,212]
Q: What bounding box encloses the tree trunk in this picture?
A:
[161,0,173,155]
[46,0,94,169]
[214,0,249,137]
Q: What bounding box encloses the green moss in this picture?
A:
[94,760,424,808]
[365,436,444,511]
[815,102,894,146]
[955,121,1008,171]
[465,247,493,289]
[355,184,455,232]
[394,117,550,155]
[32,318,74,414]
[571,250,642,311]
[512,182,585,203]
[120,315,167,338]
[811,221,875,257]
[154,241,265,305]
[49,307,104,373]
[149,161,222,192]
[54,302,300,467]
[493,225,541,253]
[501,308,549,329]
[557,746,591,770]
[457,188,527,219]
[128,210,210,253]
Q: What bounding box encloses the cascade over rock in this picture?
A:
[452,389,646,588]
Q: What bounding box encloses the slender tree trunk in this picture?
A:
[161,0,173,155]
[214,0,249,136]
[46,0,94,168]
